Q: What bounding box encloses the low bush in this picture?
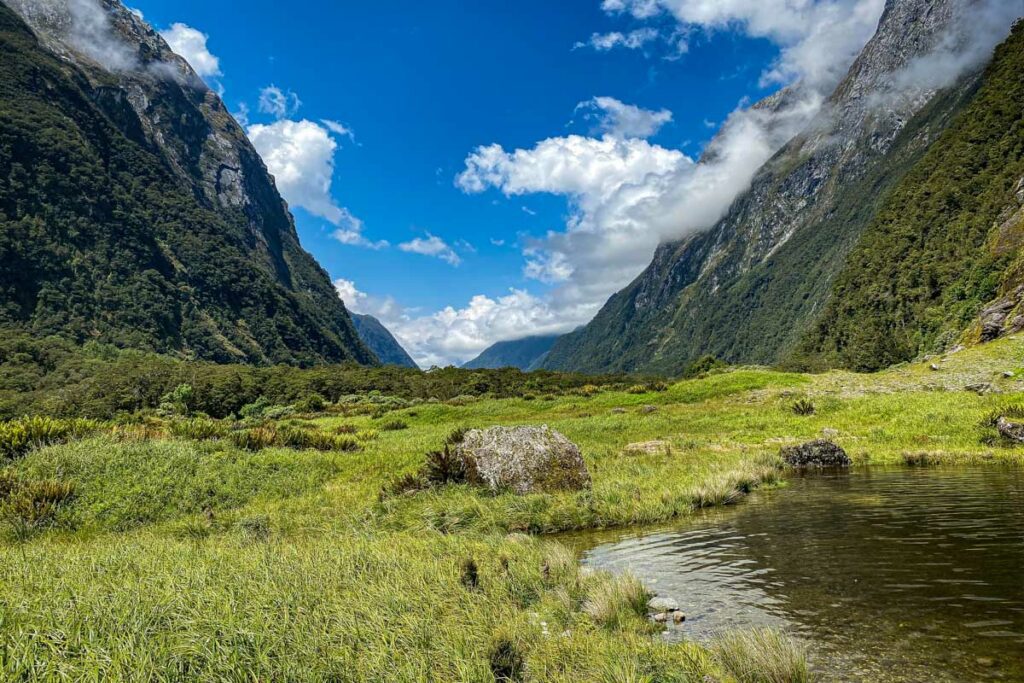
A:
[626,385,648,395]
[230,427,278,452]
[378,419,409,431]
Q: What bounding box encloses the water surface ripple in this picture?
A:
[578,467,1024,682]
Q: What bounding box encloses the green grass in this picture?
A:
[1,339,1024,680]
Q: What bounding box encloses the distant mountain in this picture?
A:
[542,0,1023,375]
[351,314,418,368]
[0,0,375,366]
[463,334,561,371]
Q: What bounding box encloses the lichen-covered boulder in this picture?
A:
[456,426,591,494]
[780,439,850,468]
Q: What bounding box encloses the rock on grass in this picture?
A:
[456,425,591,494]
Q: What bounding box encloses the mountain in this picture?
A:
[351,314,418,368]
[462,334,561,371]
[798,23,1024,370]
[0,0,376,366]
[542,0,1022,375]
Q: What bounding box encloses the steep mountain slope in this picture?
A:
[0,0,375,366]
[542,0,1010,375]
[351,314,418,368]
[799,23,1024,370]
[462,334,560,371]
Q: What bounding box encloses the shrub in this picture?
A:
[157,383,194,417]
[790,399,816,416]
[379,419,409,431]
[295,393,327,413]
[576,384,601,397]
[712,628,810,683]
[333,424,358,435]
[0,417,101,460]
[626,385,648,395]
[239,397,272,420]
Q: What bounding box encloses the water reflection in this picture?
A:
[577,467,1024,682]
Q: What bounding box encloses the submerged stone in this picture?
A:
[780,439,851,468]
[456,425,591,494]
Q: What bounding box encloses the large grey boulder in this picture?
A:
[780,439,851,468]
[456,426,591,494]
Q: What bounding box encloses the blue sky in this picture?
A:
[129,0,889,366]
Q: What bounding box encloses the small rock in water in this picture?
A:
[672,611,686,624]
[780,439,851,468]
[648,596,680,613]
[653,613,668,623]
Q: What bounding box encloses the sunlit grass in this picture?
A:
[1,339,1023,679]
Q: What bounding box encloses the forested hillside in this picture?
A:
[351,315,418,368]
[0,2,375,366]
[798,22,1024,370]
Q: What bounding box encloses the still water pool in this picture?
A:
[575,467,1024,681]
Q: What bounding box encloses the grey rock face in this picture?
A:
[781,440,851,468]
[456,426,591,494]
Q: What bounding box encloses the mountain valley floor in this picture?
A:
[2,337,1024,681]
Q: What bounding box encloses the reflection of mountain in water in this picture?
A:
[581,468,1024,682]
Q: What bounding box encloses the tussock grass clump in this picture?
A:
[460,557,480,589]
[230,426,360,452]
[169,417,227,441]
[0,472,76,539]
[713,628,810,683]
[0,417,100,460]
[333,424,358,434]
[230,426,278,452]
[378,419,409,431]
[582,572,651,629]
[790,399,816,416]
[424,444,467,485]
[627,384,648,395]
[575,384,602,397]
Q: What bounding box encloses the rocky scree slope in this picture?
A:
[541,0,1005,375]
[0,0,375,366]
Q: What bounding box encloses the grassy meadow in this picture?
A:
[2,337,1024,681]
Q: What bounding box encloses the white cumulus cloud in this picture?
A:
[600,0,886,89]
[247,118,370,236]
[159,22,221,77]
[399,234,462,266]
[258,85,302,119]
[575,96,673,138]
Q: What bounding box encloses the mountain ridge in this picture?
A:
[462,334,561,371]
[541,0,1018,375]
[0,0,376,366]
[351,314,418,369]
